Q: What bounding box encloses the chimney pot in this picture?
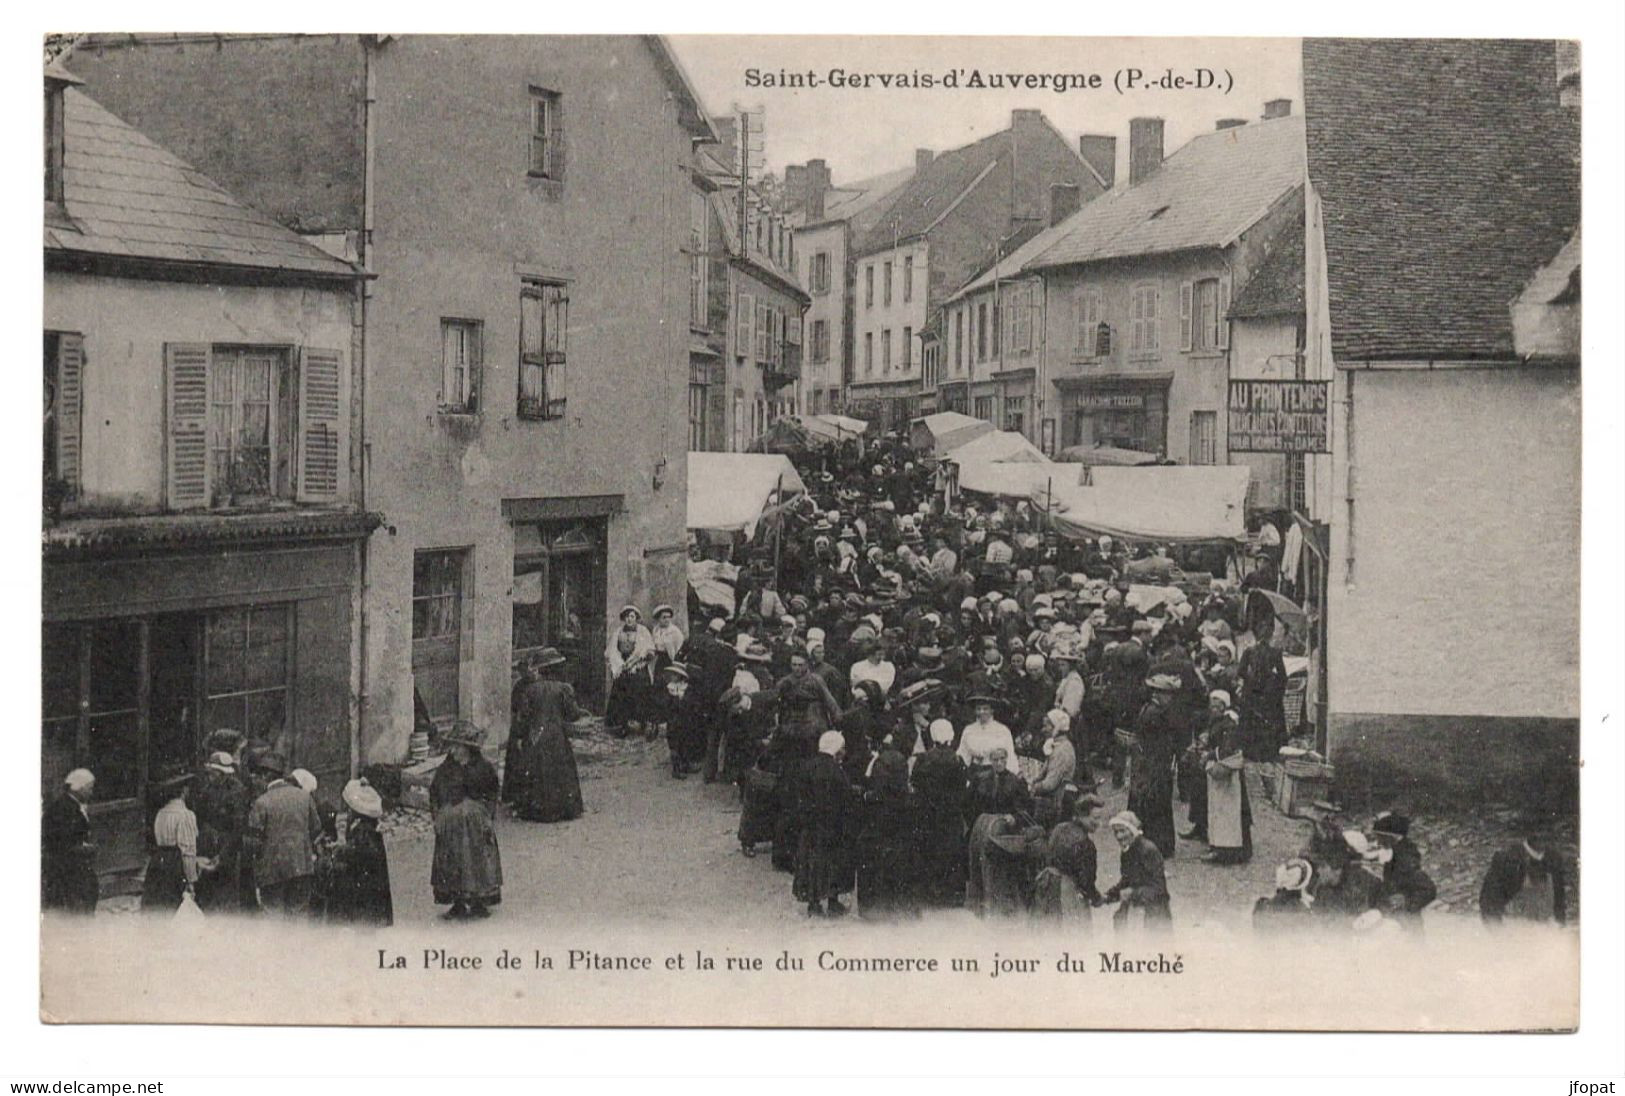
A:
[1048,183,1082,227]
[915,148,934,173]
[1263,98,1292,119]
[1128,117,1165,187]
[1216,118,1248,130]
[1079,134,1117,190]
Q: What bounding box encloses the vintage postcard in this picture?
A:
[38,33,1582,1030]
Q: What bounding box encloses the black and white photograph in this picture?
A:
[21,22,1619,1057]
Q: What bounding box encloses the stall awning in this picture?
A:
[686,452,807,537]
[946,429,1048,464]
[957,458,1080,500]
[910,411,994,456]
[1041,465,1251,544]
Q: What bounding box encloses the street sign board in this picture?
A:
[1227,379,1331,453]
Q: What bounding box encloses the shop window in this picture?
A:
[439,319,483,413]
[519,280,568,420]
[413,549,470,729]
[204,605,291,749]
[1004,396,1027,436]
[974,395,996,420]
[1189,410,1218,465]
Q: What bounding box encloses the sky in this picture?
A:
[669,36,1302,186]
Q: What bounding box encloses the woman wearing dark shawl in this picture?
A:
[855,740,917,921]
[327,778,393,927]
[789,731,856,918]
[510,648,586,823]
[910,719,970,908]
[430,724,503,919]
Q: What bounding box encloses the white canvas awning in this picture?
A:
[910,411,994,456]
[686,452,807,537]
[1042,465,1251,544]
[945,429,1049,464]
[956,458,1080,500]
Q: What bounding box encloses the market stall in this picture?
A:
[686,452,807,539]
[909,411,994,457]
[1039,464,1251,545]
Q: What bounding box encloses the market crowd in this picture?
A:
[589,434,1572,933]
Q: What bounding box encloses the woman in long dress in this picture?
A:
[328,778,393,927]
[1033,793,1105,923]
[605,606,656,737]
[909,719,969,908]
[1202,695,1253,865]
[140,770,198,914]
[430,724,503,920]
[511,648,586,823]
[855,740,917,921]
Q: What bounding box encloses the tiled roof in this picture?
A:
[1026,115,1305,270]
[45,88,357,278]
[812,165,916,230]
[855,129,1011,256]
[1229,214,1304,319]
[947,219,1056,303]
[1302,38,1580,361]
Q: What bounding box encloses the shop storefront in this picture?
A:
[42,513,372,886]
[1056,373,1173,455]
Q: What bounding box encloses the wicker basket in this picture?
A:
[1282,757,1333,781]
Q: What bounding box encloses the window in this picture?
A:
[1130,284,1160,354]
[688,191,708,327]
[974,395,995,420]
[904,256,914,302]
[811,251,831,295]
[1004,396,1027,436]
[519,280,568,420]
[45,82,65,204]
[1074,287,1104,355]
[1189,410,1218,465]
[207,347,289,504]
[732,390,745,451]
[864,332,874,375]
[991,302,1002,355]
[1011,286,1033,352]
[902,326,913,369]
[688,382,707,451]
[1182,276,1231,352]
[1287,453,1307,513]
[883,261,894,306]
[439,319,483,413]
[882,328,892,373]
[954,310,964,371]
[811,319,830,364]
[976,303,988,361]
[737,291,754,361]
[865,265,874,308]
[528,88,564,180]
[414,549,468,728]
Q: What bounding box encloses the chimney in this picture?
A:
[1128,117,1164,186]
[1079,134,1116,189]
[1048,183,1082,227]
[807,158,831,221]
[1262,98,1292,119]
[1216,118,1248,131]
[784,164,809,206]
[1010,108,1044,128]
[915,148,935,173]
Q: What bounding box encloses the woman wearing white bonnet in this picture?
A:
[329,779,392,926]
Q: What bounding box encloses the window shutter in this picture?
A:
[738,292,754,358]
[1179,281,1194,351]
[1217,275,1232,349]
[549,97,566,180]
[163,343,211,510]
[297,347,344,502]
[54,333,85,496]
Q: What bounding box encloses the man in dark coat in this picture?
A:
[789,732,857,917]
[854,744,916,920]
[1237,618,1289,761]
[1369,812,1437,930]
[1105,622,1152,786]
[1480,826,1570,926]
[42,769,99,915]
[1128,675,1182,858]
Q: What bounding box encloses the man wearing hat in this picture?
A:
[42,769,99,915]
[1126,674,1183,858]
[194,749,252,912]
[244,752,324,917]
[1369,812,1437,929]
[1103,618,1152,787]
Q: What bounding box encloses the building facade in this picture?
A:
[66,35,714,767]
[43,65,370,883]
[845,110,1107,432]
[1303,38,1580,808]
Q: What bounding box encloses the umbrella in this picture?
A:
[1248,588,1309,637]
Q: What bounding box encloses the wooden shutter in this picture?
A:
[1179,281,1194,351]
[164,343,211,510]
[54,333,85,496]
[738,291,754,358]
[297,347,344,502]
[1217,275,1232,349]
[549,96,566,180]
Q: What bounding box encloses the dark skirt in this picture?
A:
[1128,762,1178,858]
[605,668,652,729]
[514,723,584,823]
[431,799,503,906]
[139,847,187,914]
[855,806,917,920]
[194,847,242,913]
[737,766,780,850]
[327,826,394,927]
[910,801,967,907]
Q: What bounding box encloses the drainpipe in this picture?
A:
[353,36,379,777]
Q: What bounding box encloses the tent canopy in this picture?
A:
[945,429,1048,464]
[910,411,994,456]
[687,452,807,536]
[1055,444,1162,466]
[806,413,868,438]
[1040,465,1251,544]
[956,458,1080,500]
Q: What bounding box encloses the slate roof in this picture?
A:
[45,88,358,279]
[1026,115,1305,271]
[709,190,808,301]
[946,219,1058,304]
[854,128,1010,256]
[1302,38,1580,361]
[813,165,916,232]
[1228,215,1305,319]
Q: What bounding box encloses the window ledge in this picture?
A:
[525,176,565,200]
